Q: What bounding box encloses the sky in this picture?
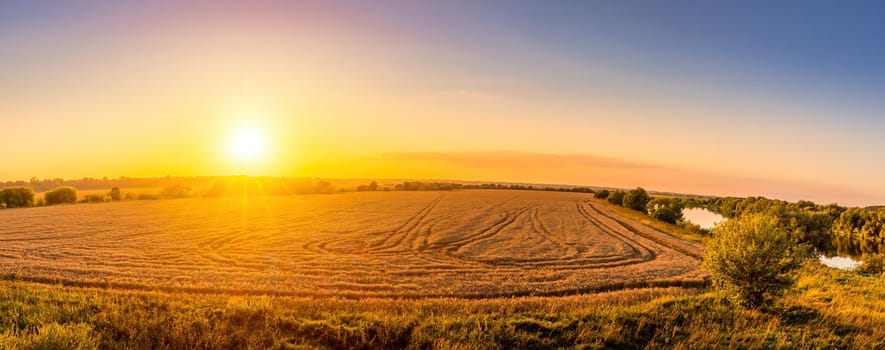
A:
[1,1,884,205]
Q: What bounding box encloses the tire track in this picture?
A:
[584,201,703,260]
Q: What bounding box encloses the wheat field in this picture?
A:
[0,190,704,298]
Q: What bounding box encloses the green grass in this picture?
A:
[0,261,882,349]
[593,199,709,245]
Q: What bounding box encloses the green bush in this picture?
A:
[44,187,78,206]
[607,191,626,206]
[703,214,803,308]
[648,197,685,224]
[855,254,885,276]
[593,190,610,199]
[0,187,35,208]
[622,187,650,212]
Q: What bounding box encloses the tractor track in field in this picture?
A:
[0,191,706,299]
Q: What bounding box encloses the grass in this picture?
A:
[594,198,709,245]
[0,262,881,349]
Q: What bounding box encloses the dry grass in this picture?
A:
[0,190,704,298]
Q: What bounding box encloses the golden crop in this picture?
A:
[0,190,705,298]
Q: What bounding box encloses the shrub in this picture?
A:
[82,195,107,203]
[44,187,78,205]
[593,190,610,199]
[651,207,680,224]
[703,214,803,308]
[137,193,160,200]
[107,187,122,201]
[855,254,885,276]
[648,197,685,224]
[0,187,35,208]
[607,191,626,206]
[161,184,191,199]
[622,187,650,212]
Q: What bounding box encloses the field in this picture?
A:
[2,190,885,349]
[0,190,703,299]
[0,191,704,298]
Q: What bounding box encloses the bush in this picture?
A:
[44,187,78,205]
[0,187,35,208]
[855,254,885,276]
[622,187,650,212]
[137,193,159,200]
[107,187,122,201]
[651,207,681,224]
[161,184,191,199]
[82,195,107,203]
[607,191,626,206]
[648,197,685,224]
[593,190,610,199]
[703,214,803,308]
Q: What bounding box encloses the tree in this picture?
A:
[622,187,651,212]
[108,187,122,201]
[0,187,35,208]
[607,190,626,206]
[44,186,78,205]
[703,214,803,308]
[594,189,610,199]
[648,197,684,224]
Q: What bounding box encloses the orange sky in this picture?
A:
[2,2,885,206]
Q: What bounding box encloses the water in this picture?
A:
[680,207,869,270]
[819,255,861,270]
[682,208,724,230]
[817,236,884,270]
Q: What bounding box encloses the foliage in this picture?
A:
[833,208,885,243]
[703,214,804,308]
[607,190,626,206]
[648,197,685,224]
[0,186,35,208]
[137,193,160,200]
[161,184,191,199]
[395,181,462,191]
[81,195,107,204]
[356,181,380,191]
[621,187,650,212]
[107,187,122,201]
[855,254,885,276]
[44,187,78,205]
[594,189,610,199]
[709,196,842,248]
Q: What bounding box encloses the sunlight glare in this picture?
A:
[228,127,269,163]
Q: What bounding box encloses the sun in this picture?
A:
[228,127,269,163]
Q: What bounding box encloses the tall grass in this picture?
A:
[0,262,881,349]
